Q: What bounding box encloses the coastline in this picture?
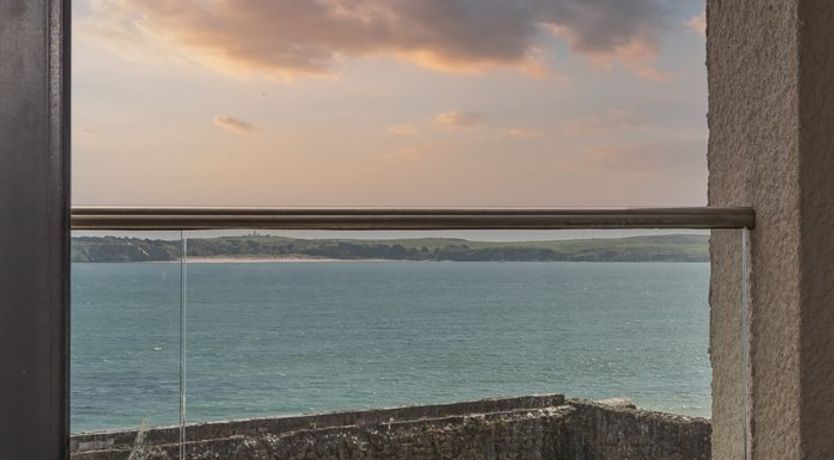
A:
[89,257,710,264]
[151,256,389,264]
[72,234,709,264]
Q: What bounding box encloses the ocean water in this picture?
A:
[70,261,711,433]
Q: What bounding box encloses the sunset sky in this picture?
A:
[72,0,708,208]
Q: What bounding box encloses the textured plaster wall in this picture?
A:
[708,0,834,458]
[708,229,745,460]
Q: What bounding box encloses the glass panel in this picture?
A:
[70,231,184,457]
[711,228,750,459]
[184,229,723,424]
[68,227,745,458]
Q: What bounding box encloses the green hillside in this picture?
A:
[71,234,709,263]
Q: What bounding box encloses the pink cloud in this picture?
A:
[561,110,643,136]
[388,124,419,136]
[432,111,483,128]
[82,0,668,80]
[503,128,539,139]
[582,140,706,176]
[214,115,257,134]
[686,12,707,37]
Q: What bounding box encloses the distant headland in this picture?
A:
[71,234,708,263]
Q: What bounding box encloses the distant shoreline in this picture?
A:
[153,256,388,264]
[71,233,709,263]
[102,257,709,264]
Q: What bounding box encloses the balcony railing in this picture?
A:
[71,206,755,230]
[69,206,752,459]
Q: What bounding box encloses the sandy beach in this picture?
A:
[164,256,387,264]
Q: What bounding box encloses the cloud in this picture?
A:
[432,111,483,128]
[561,109,642,136]
[388,124,419,136]
[213,115,257,134]
[582,139,706,175]
[386,142,455,161]
[685,12,706,37]
[81,0,668,80]
[503,128,539,139]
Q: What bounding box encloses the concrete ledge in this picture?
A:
[71,394,711,459]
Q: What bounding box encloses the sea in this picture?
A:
[70,260,711,433]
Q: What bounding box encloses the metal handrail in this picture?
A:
[71,207,755,230]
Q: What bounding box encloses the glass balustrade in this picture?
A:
[70,227,746,458]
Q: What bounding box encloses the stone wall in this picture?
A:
[71,395,710,459]
[567,399,711,459]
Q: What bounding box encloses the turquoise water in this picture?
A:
[71,261,710,433]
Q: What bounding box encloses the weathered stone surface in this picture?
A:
[70,395,710,460]
[566,399,711,460]
[70,394,566,454]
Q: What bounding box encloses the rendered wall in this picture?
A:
[708,0,834,458]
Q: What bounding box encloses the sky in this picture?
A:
[72,0,708,208]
